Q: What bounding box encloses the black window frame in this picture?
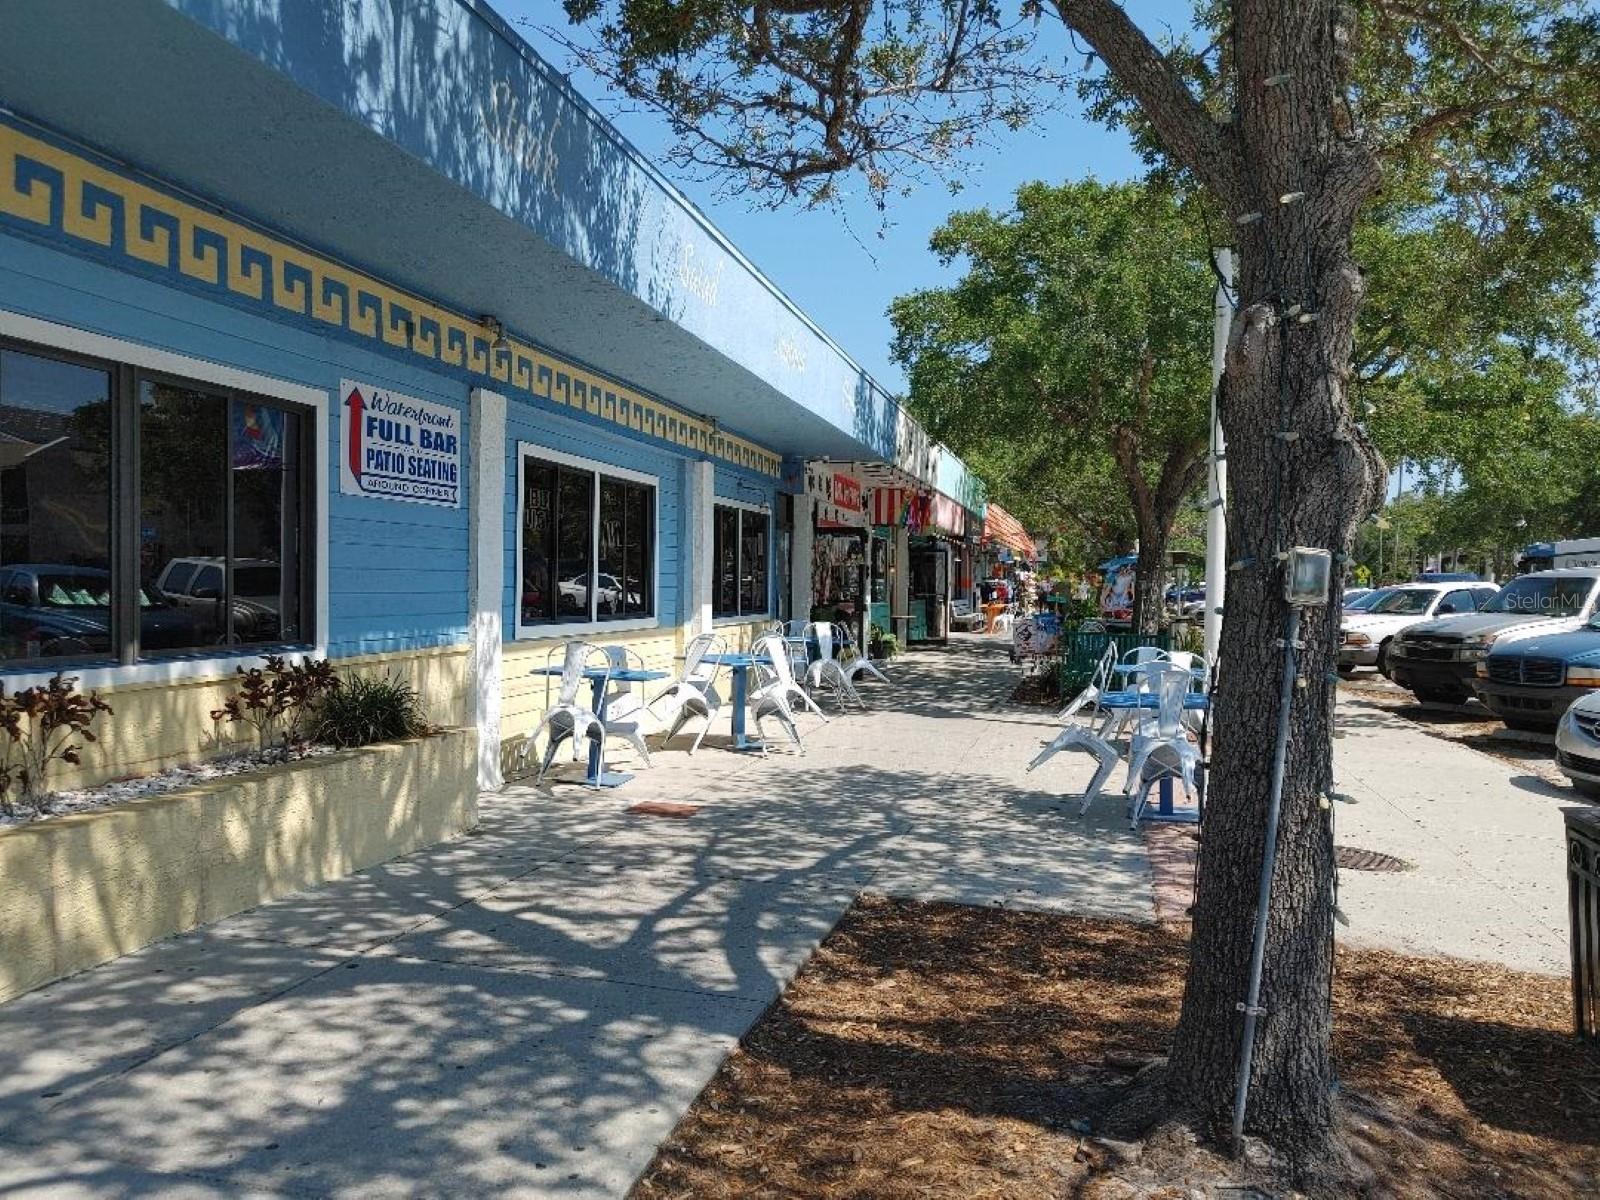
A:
[0,335,317,671]
[516,446,658,633]
[712,502,771,620]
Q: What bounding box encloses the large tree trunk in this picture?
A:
[1059,0,1386,1169]
[1130,533,1167,636]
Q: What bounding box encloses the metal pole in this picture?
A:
[1231,602,1302,1148]
[1203,249,1234,664]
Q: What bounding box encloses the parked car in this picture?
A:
[1387,568,1600,704]
[1343,587,1391,613]
[155,557,283,642]
[0,564,200,658]
[1339,581,1498,676]
[1555,690,1600,796]
[1473,616,1600,730]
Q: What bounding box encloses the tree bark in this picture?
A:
[1059,0,1386,1169]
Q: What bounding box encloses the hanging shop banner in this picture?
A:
[871,487,966,537]
[339,379,461,507]
[807,464,868,529]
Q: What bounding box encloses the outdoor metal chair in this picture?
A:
[1030,643,1121,815]
[748,632,806,754]
[1125,662,1201,827]
[522,640,609,782]
[802,621,866,711]
[600,644,655,767]
[1098,646,1171,741]
[834,621,891,686]
[649,631,727,754]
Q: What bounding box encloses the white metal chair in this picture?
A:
[802,621,866,711]
[1124,662,1201,827]
[523,640,609,782]
[834,621,890,686]
[600,644,655,767]
[1029,644,1121,815]
[776,621,833,719]
[649,631,727,754]
[1164,649,1211,732]
[748,632,806,754]
[1098,646,1171,741]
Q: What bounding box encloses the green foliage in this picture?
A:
[868,627,900,659]
[309,674,431,750]
[0,675,115,816]
[890,178,1213,577]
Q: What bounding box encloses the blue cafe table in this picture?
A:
[528,664,667,788]
[699,652,768,752]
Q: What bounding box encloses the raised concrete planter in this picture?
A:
[0,727,476,1003]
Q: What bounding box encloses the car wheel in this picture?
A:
[1571,778,1600,799]
[1376,640,1392,677]
[1414,685,1468,705]
[1336,663,1356,678]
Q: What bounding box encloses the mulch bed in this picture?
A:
[632,897,1600,1199]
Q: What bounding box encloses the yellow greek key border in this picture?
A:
[0,118,780,477]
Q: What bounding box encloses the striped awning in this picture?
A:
[983,503,1035,559]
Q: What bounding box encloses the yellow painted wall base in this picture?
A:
[0,726,476,1003]
[45,646,470,793]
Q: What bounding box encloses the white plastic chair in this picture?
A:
[523,641,608,782]
[649,632,726,754]
[1124,662,1201,827]
[992,605,1017,635]
[748,632,806,754]
[1030,644,1121,815]
[802,621,865,711]
[600,644,654,767]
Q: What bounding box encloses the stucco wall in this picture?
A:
[0,726,476,1003]
[45,646,470,793]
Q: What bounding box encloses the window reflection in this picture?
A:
[0,349,112,662]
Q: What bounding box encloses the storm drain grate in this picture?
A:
[1335,845,1413,873]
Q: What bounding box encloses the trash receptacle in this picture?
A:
[1565,806,1600,1040]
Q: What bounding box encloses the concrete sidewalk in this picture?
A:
[0,638,1149,1199]
[1332,695,1573,975]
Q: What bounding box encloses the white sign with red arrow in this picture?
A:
[338,379,461,507]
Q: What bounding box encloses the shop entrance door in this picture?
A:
[909,540,949,643]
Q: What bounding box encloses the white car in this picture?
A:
[1338,581,1499,676]
[1556,689,1600,796]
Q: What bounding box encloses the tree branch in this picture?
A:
[1053,0,1240,203]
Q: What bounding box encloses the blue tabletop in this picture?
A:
[528,666,667,682]
[700,652,759,668]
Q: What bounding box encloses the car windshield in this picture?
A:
[1344,588,1392,612]
[1480,576,1595,618]
[37,574,112,607]
[1368,589,1439,616]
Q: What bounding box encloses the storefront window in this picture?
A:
[0,348,111,662]
[519,447,657,629]
[713,503,770,618]
[0,341,314,667]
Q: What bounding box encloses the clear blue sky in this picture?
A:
[500,1,1197,394]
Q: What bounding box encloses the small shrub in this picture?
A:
[0,675,114,816]
[869,629,901,659]
[210,655,339,757]
[309,673,430,749]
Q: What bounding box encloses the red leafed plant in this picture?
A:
[210,655,339,757]
[0,675,115,816]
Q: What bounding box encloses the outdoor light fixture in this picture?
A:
[1283,546,1333,606]
[481,316,510,353]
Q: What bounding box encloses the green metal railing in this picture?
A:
[1057,629,1173,695]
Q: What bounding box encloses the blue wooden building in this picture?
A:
[0,0,986,788]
